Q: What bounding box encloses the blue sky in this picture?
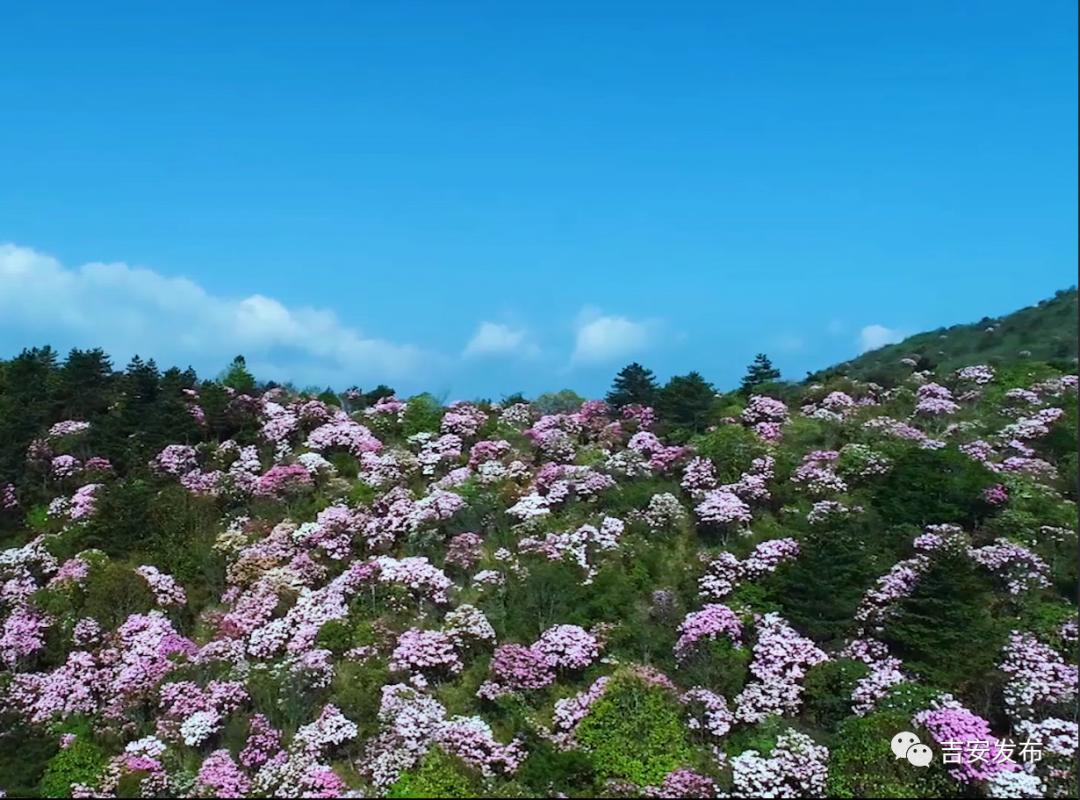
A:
[1,1,1076,399]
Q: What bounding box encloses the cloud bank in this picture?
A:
[0,243,432,388]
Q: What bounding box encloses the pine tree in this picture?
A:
[767,521,877,643]
[0,347,60,479]
[605,362,660,408]
[881,548,1004,692]
[57,348,114,420]
[657,372,716,435]
[740,353,781,393]
[364,384,396,406]
[221,355,256,393]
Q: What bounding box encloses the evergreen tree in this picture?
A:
[881,548,1004,693]
[57,348,114,421]
[0,347,60,479]
[605,362,660,408]
[221,355,256,393]
[197,380,232,440]
[767,520,878,643]
[318,387,341,407]
[740,353,781,393]
[151,367,201,448]
[657,372,715,435]
[874,446,994,528]
[364,384,396,406]
[95,356,163,469]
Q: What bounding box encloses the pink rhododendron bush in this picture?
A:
[0,348,1076,798]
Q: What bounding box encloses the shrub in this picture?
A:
[80,560,157,630]
[801,659,869,731]
[675,637,750,699]
[765,521,880,644]
[516,741,597,797]
[574,674,694,787]
[40,737,107,798]
[827,711,956,798]
[691,426,767,484]
[532,390,585,416]
[315,619,354,655]
[387,748,481,799]
[402,394,445,437]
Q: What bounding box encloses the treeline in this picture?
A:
[0,345,794,491]
[0,348,404,485]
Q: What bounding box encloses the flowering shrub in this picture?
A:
[674,604,742,661]
[532,624,600,671]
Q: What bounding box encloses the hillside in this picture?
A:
[809,287,1078,386]
[0,316,1077,798]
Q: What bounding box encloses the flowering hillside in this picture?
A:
[0,344,1076,798]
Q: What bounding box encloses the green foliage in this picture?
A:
[574,674,693,787]
[329,659,392,731]
[79,559,158,630]
[69,481,223,591]
[766,520,880,643]
[606,362,659,409]
[402,393,445,436]
[740,353,781,394]
[220,354,257,393]
[721,713,786,757]
[875,682,949,716]
[364,384,396,406]
[486,559,589,641]
[1015,599,1079,653]
[801,659,869,731]
[348,480,379,506]
[881,548,1005,694]
[387,748,482,799]
[827,710,958,798]
[0,722,58,798]
[0,346,61,483]
[603,477,684,519]
[327,451,360,479]
[691,425,767,484]
[817,287,1077,383]
[657,372,716,438]
[675,637,750,698]
[40,737,107,798]
[532,389,585,415]
[517,741,597,797]
[873,446,995,527]
[317,388,341,407]
[315,619,354,655]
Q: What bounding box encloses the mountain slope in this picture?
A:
[809,287,1077,385]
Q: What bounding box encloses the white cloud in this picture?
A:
[858,323,905,353]
[571,308,656,365]
[773,334,805,353]
[462,321,538,359]
[0,243,432,388]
